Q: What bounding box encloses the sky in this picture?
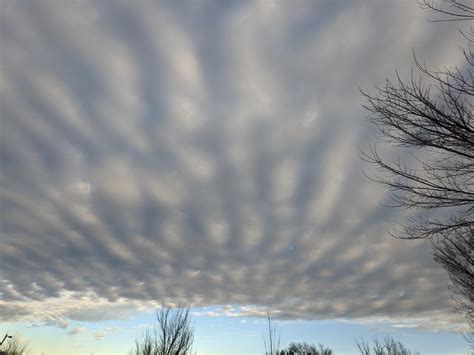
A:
[0,0,471,354]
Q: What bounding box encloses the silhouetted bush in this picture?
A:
[280,341,332,355]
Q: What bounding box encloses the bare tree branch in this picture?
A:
[419,0,474,22]
[361,1,473,332]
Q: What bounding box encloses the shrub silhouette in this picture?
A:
[280,341,332,355]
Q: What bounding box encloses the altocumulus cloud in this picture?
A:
[0,0,468,332]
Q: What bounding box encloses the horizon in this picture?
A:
[0,0,472,354]
[1,306,470,354]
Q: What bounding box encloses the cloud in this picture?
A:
[0,0,468,332]
[67,326,85,336]
[91,326,120,341]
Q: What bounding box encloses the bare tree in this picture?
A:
[361,59,474,239]
[433,228,473,326]
[130,330,155,355]
[264,309,281,355]
[355,336,419,355]
[129,305,194,355]
[356,338,371,355]
[360,1,474,328]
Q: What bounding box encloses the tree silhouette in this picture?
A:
[0,334,29,355]
[355,336,419,355]
[361,0,473,331]
[280,342,332,355]
[418,0,474,22]
[129,305,194,355]
[264,309,281,355]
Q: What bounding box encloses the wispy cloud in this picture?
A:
[67,326,85,336]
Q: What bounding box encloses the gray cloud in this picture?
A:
[0,0,468,331]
